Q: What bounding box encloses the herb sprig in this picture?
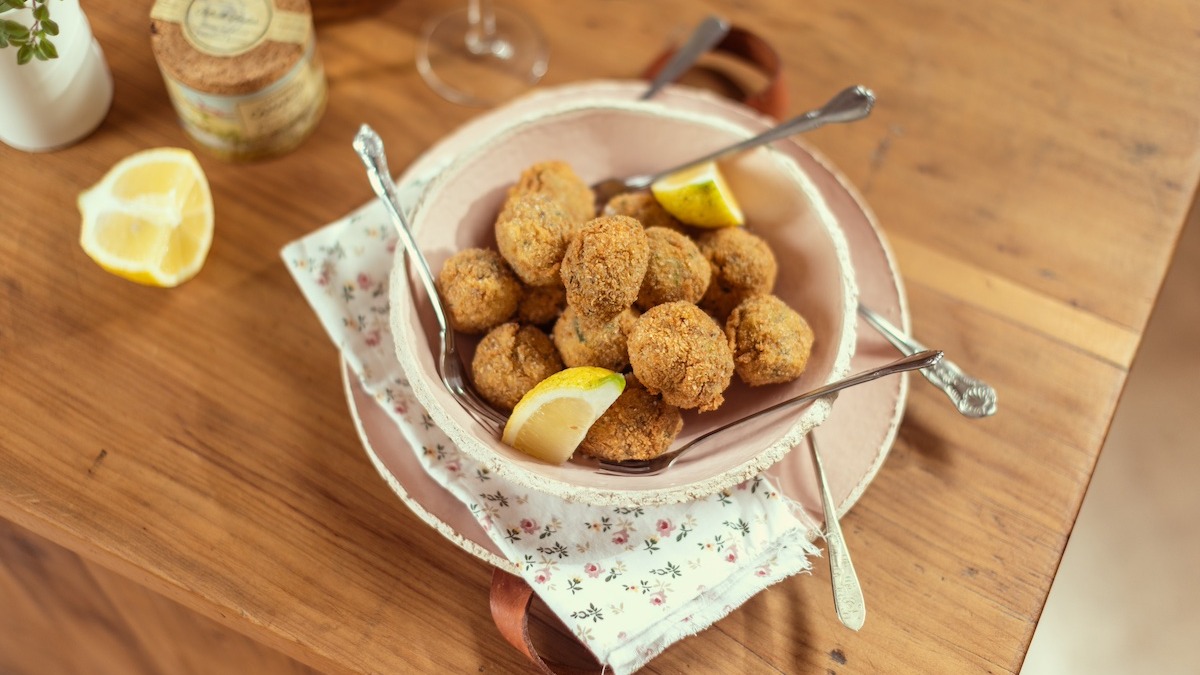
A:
[0,0,61,65]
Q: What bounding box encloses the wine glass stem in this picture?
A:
[466,0,505,57]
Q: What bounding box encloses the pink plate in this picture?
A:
[344,80,909,562]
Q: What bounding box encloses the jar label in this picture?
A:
[151,0,310,56]
[237,54,325,136]
[160,44,327,158]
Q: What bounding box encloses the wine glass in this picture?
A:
[416,0,549,107]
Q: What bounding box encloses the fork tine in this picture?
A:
[597,444,684,475]
[465,390,505,426]
[456,370,504,422]
[437,349,507,433]
[597,461,652,475]
[454,386,503,433]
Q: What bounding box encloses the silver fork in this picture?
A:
[639,15,730,101]
[857,304,997,418]
[596,349,942,476]
[809,430,866,630]
[353,124,508,434]
[591,85,876,208]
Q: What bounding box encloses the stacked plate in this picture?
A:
[344,81,910,570]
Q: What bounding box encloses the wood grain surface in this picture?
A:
[0,519,318,675]
[2,0,1198,673]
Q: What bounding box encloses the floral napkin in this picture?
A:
[282,196,821,674]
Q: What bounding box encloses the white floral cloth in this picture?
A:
[282,198,821,674]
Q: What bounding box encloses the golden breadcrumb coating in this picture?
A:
[495,193,571,287]
[551,305,639,371]
[517,283,566,326]
[725,294,815,386]
[627,301,734,412]
[696,227,778,321]
[509,160,596,230]
[560,215,650,325]
[436,248,522,334]
[603,191,686,233]
[578,375,682,462]
[471,322,564,412]
[637,226,711,311]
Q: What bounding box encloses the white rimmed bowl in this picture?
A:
[390,99,858,506]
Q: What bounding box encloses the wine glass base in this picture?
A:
[416,6,549,107]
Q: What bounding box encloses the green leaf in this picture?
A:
[1,19,28,40]
[41,18,56,35]
[0,35,7,49]
[32,3,47,21]
[38,36,54,58]
[16,42,32,65]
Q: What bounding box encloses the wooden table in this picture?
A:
[3,1,1197,672]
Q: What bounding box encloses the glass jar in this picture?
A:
[150,0,328,161]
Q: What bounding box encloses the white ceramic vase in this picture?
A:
[0,0,113,152]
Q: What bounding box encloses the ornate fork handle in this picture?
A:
[857,304,997,418]
[352,125,449,339]
[923,359,997,419]
[810,432,865,631]
[619,86,875,192]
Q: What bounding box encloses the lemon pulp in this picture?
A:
[78,147,214,287]
[650,161,744,228]
[501,367,626,464]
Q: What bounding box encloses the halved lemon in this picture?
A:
[501,367,626,464]
[78,147,214,287]
[650,161,744,228]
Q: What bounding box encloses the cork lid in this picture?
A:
[150,0,314,96]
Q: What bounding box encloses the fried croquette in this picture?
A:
[436,248,522,334]
[560,215,650,325]
[578,376,683,462]
[637,226,711,311]
[471,322,564,412]
[551,305,639,371]
[495,194,571,287]
[517,283,566,326]
[697,227,778,321]
[627,301,734,412]
[725,294,815,386]
[603,191,686,233]
[509,161,596,229]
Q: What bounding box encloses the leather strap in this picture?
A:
[489,569,603,675]
[640,25,788,119]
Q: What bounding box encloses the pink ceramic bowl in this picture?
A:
[390,100,857,506]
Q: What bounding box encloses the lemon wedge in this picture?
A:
[650,161,744,228]
[78,147,214,287]
[501,367,626,464]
